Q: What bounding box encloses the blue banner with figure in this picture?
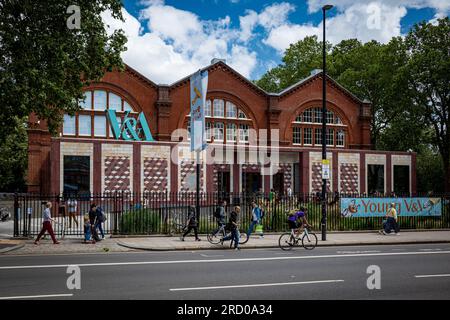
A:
[340,197,442,217]
[190,70,208,152]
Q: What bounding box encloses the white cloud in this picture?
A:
[101,3,258,84]
[259,0,448,53]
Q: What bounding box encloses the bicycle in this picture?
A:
[168,210,188,236]
[278,226,317,251]
[207,223,248,247]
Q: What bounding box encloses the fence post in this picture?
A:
[13,193,19,237]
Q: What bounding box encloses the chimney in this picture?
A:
[211,58,226,65]
[310,69,322,76]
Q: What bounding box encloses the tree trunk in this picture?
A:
[444,160,450,193]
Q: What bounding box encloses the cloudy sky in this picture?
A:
[101,0,450,84]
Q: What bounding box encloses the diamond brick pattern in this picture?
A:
[311,162,331,193]
[104,156,131,192]
[179,160,204,192]
[212,164,230,192]
[242,163,260,172]
[340,163,359,193]
[278,163,292,191]
[143,157,168,192]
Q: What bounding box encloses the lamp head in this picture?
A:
[322,4,333,11]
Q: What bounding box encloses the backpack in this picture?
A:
[214,206,222,219]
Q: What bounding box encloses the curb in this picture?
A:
[0,243,25,254]
[117,239,450,252]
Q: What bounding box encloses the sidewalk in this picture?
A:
[2,231,449,255]
[116,230,450,251]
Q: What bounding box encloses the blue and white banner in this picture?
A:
[340,197,442,217]
[190,70,208,152]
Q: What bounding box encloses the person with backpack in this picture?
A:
[247,201,263,239]
[181,206,201,241]
[213,200,226,233]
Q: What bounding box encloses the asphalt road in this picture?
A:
[0,243,449,300]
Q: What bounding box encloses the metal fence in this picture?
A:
[12,192,450,237]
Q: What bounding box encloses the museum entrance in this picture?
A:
[242,172,262,194]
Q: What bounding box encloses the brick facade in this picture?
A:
[26,61,416,195]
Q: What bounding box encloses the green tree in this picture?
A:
[0,0,127,191]
[0,117,28,192]
[403,17,450,191]
[256,36,327,91]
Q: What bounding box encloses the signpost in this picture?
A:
[190,70,208,221]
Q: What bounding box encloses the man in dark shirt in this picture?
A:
[223,206,240,250]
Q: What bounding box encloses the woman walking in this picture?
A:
[34,202,60,245]
[180,206,201,241]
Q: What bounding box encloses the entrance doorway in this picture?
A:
[217,171,230,194]
[242,172,262,194]
[273,172,284,195]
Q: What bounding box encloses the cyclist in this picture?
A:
[287,206,309,237]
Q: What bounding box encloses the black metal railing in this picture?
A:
[12,192,450,237]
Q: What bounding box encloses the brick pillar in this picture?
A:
[301,151,310,193]
[386,154,392,195]
[233,152,239,193]
[411,152,417,195]
[170,145,178,193]
[360,153,366,194]
[332,151,339,192]
[93,142,102,194]
[50,139,60,194]
[133,143,141,194]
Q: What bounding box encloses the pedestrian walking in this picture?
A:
[213,200,226,233]
[89,204,101,242]
[181,206,201,241]
[247,201,263,239]
[223,206,241,250]
[380,203,400,235]
[66,197,79,229]
[95,205,106,239]
[34,202,60,245]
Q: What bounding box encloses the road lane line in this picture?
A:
[0,293,73,300]
[1,250,450,270]
[415,274,450,278]
[170,279,345,291]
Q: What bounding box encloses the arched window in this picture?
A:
[185,98,253,144]
[292,107,347,147]
[62,89,137,138]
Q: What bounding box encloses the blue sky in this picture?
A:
[102,0,449,84]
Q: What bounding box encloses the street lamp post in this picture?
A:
[321,4,333,241]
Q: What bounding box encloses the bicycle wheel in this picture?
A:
[207,229,222,244]
[278,233,295,251]
[238,231,249,244]
[302,232,318,250]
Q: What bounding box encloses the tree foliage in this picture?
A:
[256,18,450,192]
[0,0,127,191]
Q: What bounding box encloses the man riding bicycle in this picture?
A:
[287,206,309,237]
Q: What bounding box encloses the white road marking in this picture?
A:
[0,293,73,300]
[337,250,381,254]
[415,274,450,278]
[200,254,224,257]
[419,249,442,251]
[1,250,449,270]
[170,279,345,291]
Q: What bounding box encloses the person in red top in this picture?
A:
[34,202,60,245]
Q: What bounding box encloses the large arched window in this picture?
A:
[292,107,347,147]
[62,90,137,138]
[185,98,253,144]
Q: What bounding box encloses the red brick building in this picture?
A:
[27,60,416,195]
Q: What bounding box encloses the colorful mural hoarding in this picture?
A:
[340,197,442,217]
